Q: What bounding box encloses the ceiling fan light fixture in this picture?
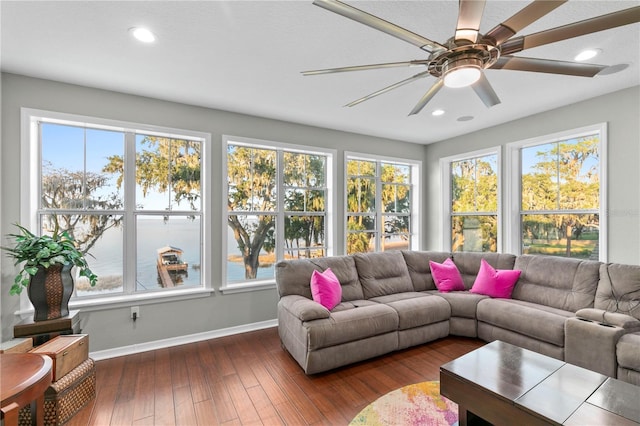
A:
[444,66,482,88]
[443,57,483,88]
[574,48,601,62]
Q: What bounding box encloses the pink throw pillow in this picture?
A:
[429,258,465,292]
[470,258,522,298]
[310,268,342,310]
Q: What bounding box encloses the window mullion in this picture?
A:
[124,131,137,294]
[83,128,88,210]
[556,142,561,211]
[276,150,284,262]
[375,161,382,252]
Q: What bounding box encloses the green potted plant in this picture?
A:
[2,223,97,321]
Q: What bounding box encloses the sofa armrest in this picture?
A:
[279,295,330,322]
[575,308,640,331]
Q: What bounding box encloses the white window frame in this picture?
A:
[222,135,336,293]
[344,152,422,254]
[505,123,607,260]
[19,108,213,313]
[440,146,502,253]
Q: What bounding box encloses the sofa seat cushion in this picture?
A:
[477,299,573,346]
[368,292,429,304]
[331,299,379,312]
[305,303,398,351]
[617,332,640,372]
[370,293,450,330]
[428,290,488,318]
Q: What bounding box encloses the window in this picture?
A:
[223,136,334,290]
[507,123,606,260]
[442,149,500,252]
[22,109,210,306]
[345,153,420,254]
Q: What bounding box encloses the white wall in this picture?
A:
[3,73,638,352]
[424,86,640,265]
[0,73,425,350]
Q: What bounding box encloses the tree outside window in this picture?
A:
[450,154,498,252]
[520,135,600,259]
[225,141,330,284]
[346,156,416,254]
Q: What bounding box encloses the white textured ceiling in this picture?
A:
[1,1,639,144]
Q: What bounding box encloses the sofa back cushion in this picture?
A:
[354,251,414,298]
[512,254,600,312]
[275,255,364,301]
[595,263,640,320]
[401,250,451,291]
[452,252,517,289]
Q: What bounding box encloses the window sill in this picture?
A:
[221,280,277,294]
[15,287,215,316]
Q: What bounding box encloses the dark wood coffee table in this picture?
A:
[440,340,640,426]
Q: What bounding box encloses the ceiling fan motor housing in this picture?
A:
[430,44,500,78]
[444,56,483,74]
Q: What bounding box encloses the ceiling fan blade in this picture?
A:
[346,71,430,107]
[409,79,444,116]
[492,56,606,77]
[501,6,640,55]
[484,0,566,46]
[313,0,446,53]
[456,0,486,43]
[302,60,429,76]
[471,73,500,108]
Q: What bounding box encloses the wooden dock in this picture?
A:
[157,262,175,288]
[156,246,188,287]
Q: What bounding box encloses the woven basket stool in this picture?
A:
[18,358,95,426]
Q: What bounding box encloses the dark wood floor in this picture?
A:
[68,328,485,425]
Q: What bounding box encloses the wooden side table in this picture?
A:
[0,353,53,426]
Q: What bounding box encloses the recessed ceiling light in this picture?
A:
[432,109,445,117]
[457,116,474,122]
[130,27,156,43]
[574,48,601,62]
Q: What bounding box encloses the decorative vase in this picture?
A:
[27,264,74,321]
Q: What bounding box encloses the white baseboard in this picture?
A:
[89,319,278,361]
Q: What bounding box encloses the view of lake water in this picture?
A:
[83,218,201,293]
[79,218,272,295]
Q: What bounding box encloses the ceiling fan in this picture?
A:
[303,0,640,115]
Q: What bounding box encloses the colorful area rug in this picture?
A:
[349,381,458,426]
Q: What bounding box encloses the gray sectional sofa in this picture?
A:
[275,250,640,384]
